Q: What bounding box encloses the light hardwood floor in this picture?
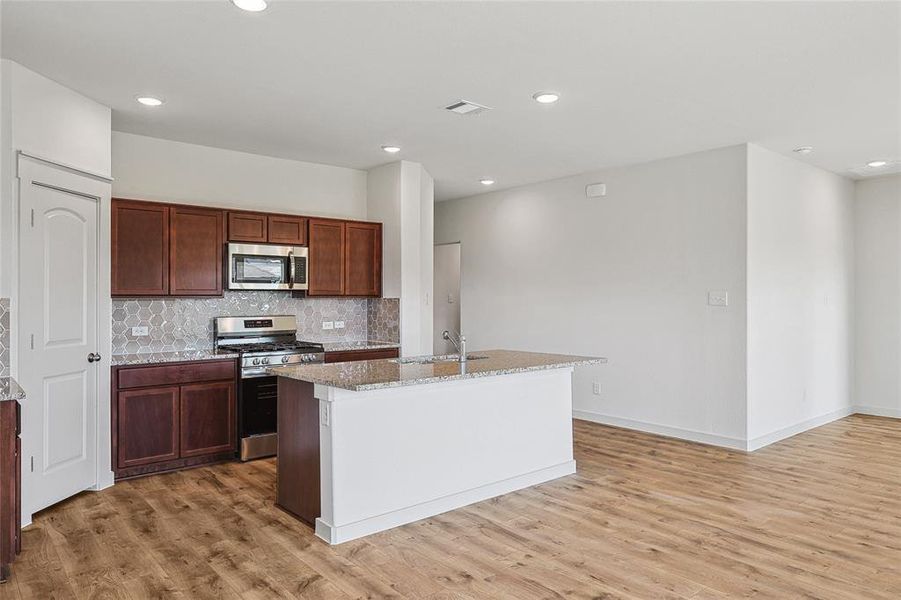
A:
[1,415,898,599]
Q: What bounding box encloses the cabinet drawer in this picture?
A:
[117,360,236,390]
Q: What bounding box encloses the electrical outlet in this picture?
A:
[592,381,601,396]
[131,326,149,337]
[707,290,729,307]
[320,403,330,426]
[322,321,334,330]
[334,321,345,329]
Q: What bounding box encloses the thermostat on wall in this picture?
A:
[586,183,607,198]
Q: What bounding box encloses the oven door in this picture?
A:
[228,243,308,290]
[239,375,279,460]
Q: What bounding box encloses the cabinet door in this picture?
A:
[268,215,307,245]
[228,211,267,242]
[117,387,180,468]
[170,206,224,296]
[179,381,236,458]
[111,199,169,296]
[344,222,382,296]
[308,219,346,296]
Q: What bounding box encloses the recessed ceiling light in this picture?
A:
[381,145,401,154]
[136,96,164,107]
[867,160,888,168]
[532,91,560,104]
[480,179,495,186]
[231,0,268,12]
[793,146,813,154]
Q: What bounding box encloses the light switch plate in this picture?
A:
[131,326,149,337]
[322,321,334,330]
[708,291,729,307]
[592,381,601,395]
[334,321,345,329]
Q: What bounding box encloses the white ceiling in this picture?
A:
[2,1,899,200]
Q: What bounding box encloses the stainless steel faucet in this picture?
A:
[442,330,467,363]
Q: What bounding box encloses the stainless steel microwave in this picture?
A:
[227,243,308,291]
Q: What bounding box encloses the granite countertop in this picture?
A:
[110,349,239,366]
[316,340,401,353]
[0,377,26,401]
[267,349,606,392]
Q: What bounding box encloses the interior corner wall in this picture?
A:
[854,173,901,417]
[746,144,855,447]
[436,145,750,448]
[366,160,434,356]
[111,131,367,220]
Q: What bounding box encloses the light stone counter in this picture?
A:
[110,349,239,366]
[268,349,605,391]
[315,340,400,353]
[0,377,26,401]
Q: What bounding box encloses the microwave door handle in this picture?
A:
[288,250,295,289]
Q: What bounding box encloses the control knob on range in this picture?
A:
[262,357,270,365]
[281,356,289,364]
[252,358,260,365]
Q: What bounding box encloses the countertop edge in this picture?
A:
[269,355,607,392]
[0,376,27,401]
[110,351,240,367]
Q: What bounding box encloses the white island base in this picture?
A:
[312,367,576,544]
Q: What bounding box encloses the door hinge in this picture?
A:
[30,209,34,227]
[30,456,34,472]
[30,334,34,350]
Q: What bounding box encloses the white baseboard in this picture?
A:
[854,405,901,418]
[575,406,886,453]
[745,407,855,451]
[572,410,748,451]
[315,460,577,545]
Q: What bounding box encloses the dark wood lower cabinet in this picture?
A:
[112,360,237,480]
[180,381,235,458]
[0,400,21,582]
[117,386,180,469]
[324,347,399,363]
[276,378,320,526]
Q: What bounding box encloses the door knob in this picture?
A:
[87,353,102,363]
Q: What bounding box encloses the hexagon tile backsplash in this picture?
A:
[112,292,400,355]
[0,298,9,377]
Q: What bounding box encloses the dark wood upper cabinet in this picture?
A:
[112,199,170,296]
[170,206,224,296]
[179,381,235,458]
[308,219,346,296]
[267,215,307,245]
[117,386,180,469]
[227,211,268,243]
[344,222,382,296]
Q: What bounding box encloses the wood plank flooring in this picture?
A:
[1,414,898,599]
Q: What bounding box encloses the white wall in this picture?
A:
[436,145,750,447]
[1,60,111,296]
[367,162,403,297]
[112,131,367,219]
[433,243,461,354]
[367,160,434,356]
[746,145,856,447]
[854,174,901,417]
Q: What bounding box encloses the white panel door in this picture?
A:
[18,160,102,515]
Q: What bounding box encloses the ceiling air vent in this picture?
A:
[445,100,492,116]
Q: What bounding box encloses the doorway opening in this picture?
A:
[433,242,462,355]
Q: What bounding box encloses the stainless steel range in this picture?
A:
[214,315,324,461]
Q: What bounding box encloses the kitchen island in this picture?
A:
[268,350,604,544]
